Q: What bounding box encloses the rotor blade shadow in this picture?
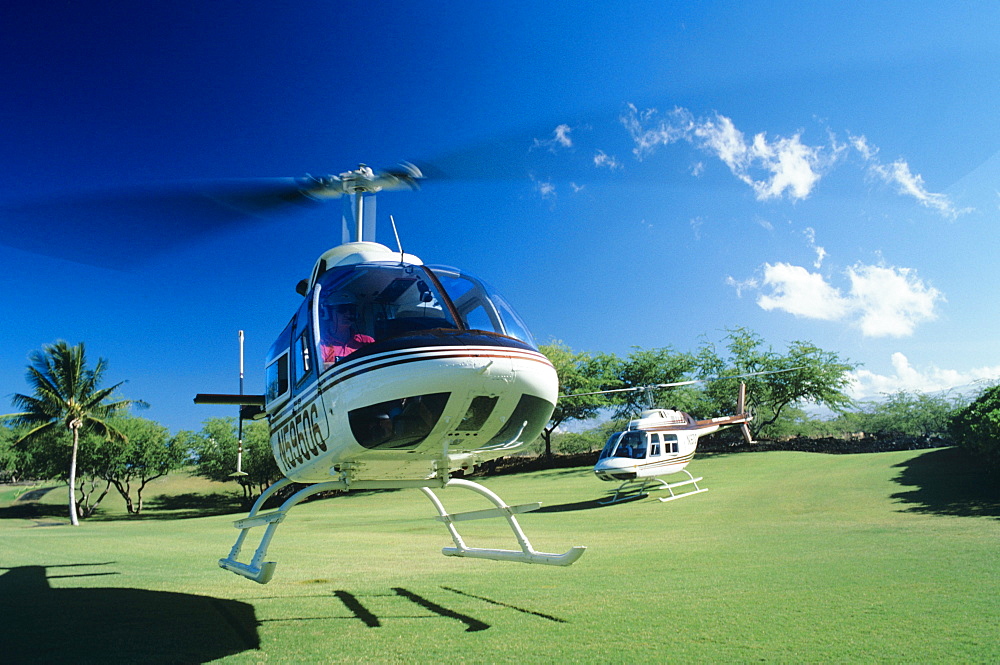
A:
[534,496,635,513]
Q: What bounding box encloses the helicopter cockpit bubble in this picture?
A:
[315,261,461,364]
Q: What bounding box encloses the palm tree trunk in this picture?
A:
[68,422,80,526]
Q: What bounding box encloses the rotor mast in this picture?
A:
[295,163,423,243]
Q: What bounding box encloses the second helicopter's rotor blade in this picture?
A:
[559,368,802,400]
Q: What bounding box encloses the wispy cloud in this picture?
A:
[803,227,826,268]
[531,175,557,199]
[532,124,574,152]
[849,352,1000,399]
[530,108,964,219]
[619,104,832,201]
[736,259,943,338]
[593,149,622,170]
[850,133,966,219]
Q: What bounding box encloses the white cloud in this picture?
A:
[871,159,962,219]
[690,216,704,240]
[593,150,622,170]
[748,133,822,200]
[620,106,829,201]
[756,263,852,320]
[532,176,556,199]
[736,260,944,338]
[615,109,962,213]
[692,113,749,174]
[847,263,942,337]
[849,352,1000,400]
[850,133,965,219]
[849,134,877,161]
[725,275,758,298]
[532,124,574,152]
[803,227,826,268]
[620,104,692,158]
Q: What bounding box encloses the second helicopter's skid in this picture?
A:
[599,470,708,505]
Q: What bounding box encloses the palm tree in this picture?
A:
[4,341,145,525]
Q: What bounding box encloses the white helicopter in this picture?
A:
[194,164,585,583]
[565,371,794,504]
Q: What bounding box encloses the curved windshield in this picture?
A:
[428,265,538,348]
[316,262,459,365]
[610,431,647,459]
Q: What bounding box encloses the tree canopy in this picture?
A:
[3,341,145,524]
[542,328,857,443]
[949,384,1000,469]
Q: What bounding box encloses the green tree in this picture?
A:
[857,391,962,439]
[0,425,20,482]
[97,415,186,514]
[613,347,698,418]
[188,417,281,501]
[540,342,621,458]
[3,341,145,525]
[694,328,856,438]
[949,384,1000,469]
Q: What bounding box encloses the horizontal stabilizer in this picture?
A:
[194,393,266,406]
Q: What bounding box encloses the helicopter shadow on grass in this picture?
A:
[890,447,1000,519]
[0,562,261,664]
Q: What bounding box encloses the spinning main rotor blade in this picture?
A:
[0,178,320,269]
[0,164,423,270]
[560,367,803,399]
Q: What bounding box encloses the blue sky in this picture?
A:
[2,2,999,433]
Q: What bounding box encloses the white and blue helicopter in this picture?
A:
[194,164,585,583]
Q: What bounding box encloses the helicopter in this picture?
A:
[193,164,586,583]
[563,371,795,504]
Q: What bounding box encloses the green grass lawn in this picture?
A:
[1,448,997,663]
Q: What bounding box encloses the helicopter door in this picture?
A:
[286,289,331,457]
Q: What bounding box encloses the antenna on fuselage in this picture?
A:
[231,330,249,478]
[389,215,404,264]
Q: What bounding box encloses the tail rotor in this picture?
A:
[737,382,755,444]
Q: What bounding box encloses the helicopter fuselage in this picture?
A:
[594,409,747,481]
[261,242,557,484]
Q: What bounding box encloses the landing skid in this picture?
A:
[219,476,585,584]
[600,470,708,505]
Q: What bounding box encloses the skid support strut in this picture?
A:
[421,478,586,566]
[219,477,585,584]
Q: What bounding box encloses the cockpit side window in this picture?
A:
[427,265,538,348]
[599,432,623,460]
[294,328,312,386]
[265,352,289,404]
